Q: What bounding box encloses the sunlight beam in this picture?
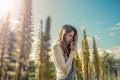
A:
[0,0,13,17]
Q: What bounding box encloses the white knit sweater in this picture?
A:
[51,43,74,78]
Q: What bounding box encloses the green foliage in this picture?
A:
[101,52,120,79]
[49,62,56,80]
[29,72,35,80]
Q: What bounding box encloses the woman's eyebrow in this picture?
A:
[69,34,74,36]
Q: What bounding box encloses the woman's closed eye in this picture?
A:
[69,35,73,38]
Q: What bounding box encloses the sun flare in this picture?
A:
[0,0,13,17]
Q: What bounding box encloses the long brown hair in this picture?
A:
[56,24,78,57]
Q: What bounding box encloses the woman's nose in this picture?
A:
[70,37,73,41]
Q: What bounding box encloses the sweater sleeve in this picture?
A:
[52,44,74,75]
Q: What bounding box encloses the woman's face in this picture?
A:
[65,31,74,45]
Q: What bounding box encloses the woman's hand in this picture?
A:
[70,41,74,51]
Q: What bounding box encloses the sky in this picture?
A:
[0,0,120,58]
[32,0,120,57]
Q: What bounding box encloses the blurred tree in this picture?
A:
[44,16,51,80]
[92,37,103,80]
[101,52,120,80]
[108,65,111,80]
[118,69,120,80]
[6,31,16,80]
[14,0,33,80]
[74,45,81,80]
[0,12,10,80]
[35,16,53,80]
[35,20,44,80]
[81,29,90,80]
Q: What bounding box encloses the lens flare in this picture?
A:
[0,0,13,17]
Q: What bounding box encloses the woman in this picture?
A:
[51,24,78,80]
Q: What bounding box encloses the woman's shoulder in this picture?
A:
[52,42,60,49]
